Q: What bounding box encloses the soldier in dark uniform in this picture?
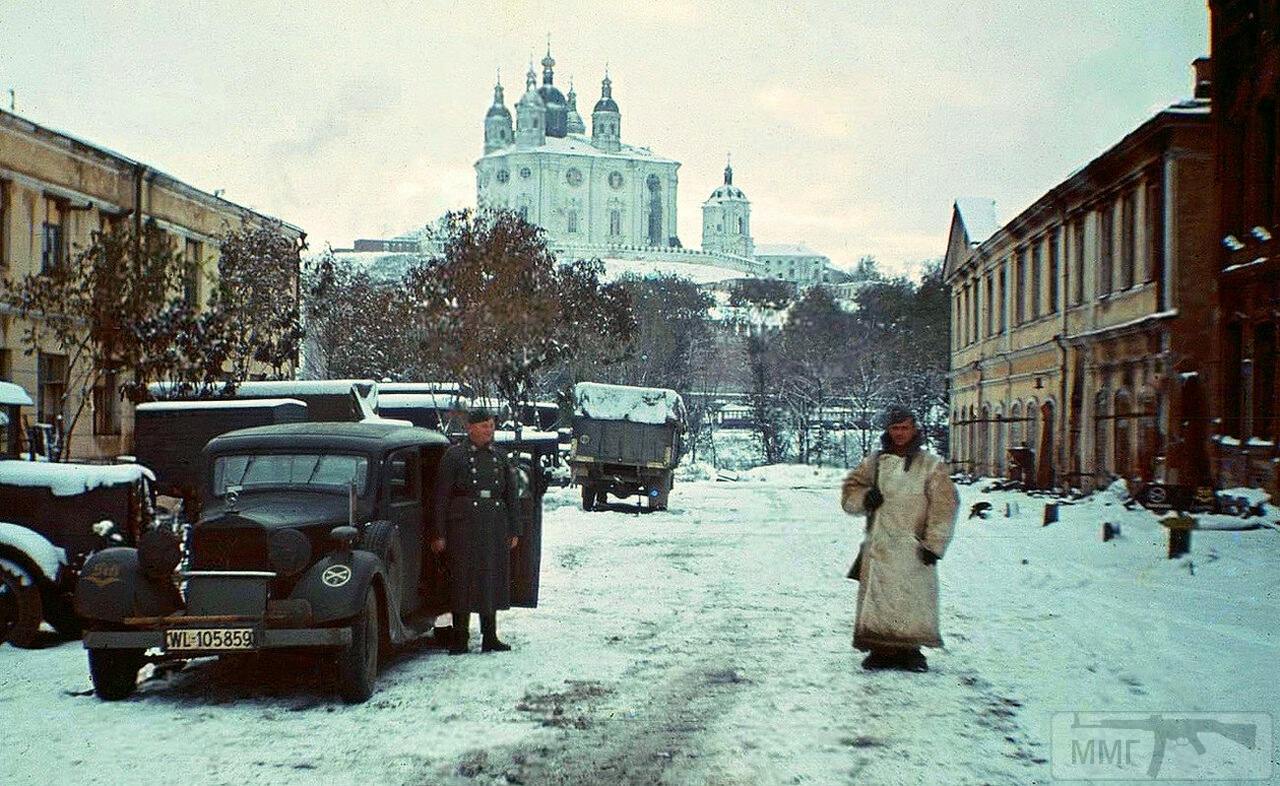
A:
[430,408,521,654]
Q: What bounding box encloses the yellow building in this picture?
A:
[943,85,1217,491]
[0,108,304,461]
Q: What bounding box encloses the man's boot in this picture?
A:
[449,612,469,655]
[480,612,511,652]
[900,648,928,672]
[861,651,893,670]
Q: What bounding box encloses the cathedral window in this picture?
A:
[610,210,621,236]
[608,171,623,190]
[497,169,510,184]
[520,167,532,179]
[566,168,583,187]
[738,217,744,234]
[568,211,579,234]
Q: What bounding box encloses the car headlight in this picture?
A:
[137,528,182,579]
[269,528,312,577]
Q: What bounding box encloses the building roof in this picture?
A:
[754,243,824,258]
[953,198,1001,246]
[0,108,304,238]
[479,132,677,164]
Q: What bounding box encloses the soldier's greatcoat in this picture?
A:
[841,436,958,651]
[432,440,521,614]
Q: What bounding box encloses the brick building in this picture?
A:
[944,75,1217,490]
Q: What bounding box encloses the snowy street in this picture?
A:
[2,468,1278,785]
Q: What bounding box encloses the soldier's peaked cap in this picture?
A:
[467,407,495,424]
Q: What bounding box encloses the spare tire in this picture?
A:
[0,559,44,648]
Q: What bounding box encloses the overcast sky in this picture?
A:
[1,1,1207,276]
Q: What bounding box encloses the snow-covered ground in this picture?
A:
[1,469,1277,785]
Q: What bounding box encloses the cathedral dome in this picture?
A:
[539,48,568,137]
[487,103,511,120]
[707,161,746,201]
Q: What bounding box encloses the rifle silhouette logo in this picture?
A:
[1070,713,1258,779]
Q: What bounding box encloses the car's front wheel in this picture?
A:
[335,587,379,703]
[88,647,142,700]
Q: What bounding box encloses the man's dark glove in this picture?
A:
[917,545,940,566]
[864,487,884,512]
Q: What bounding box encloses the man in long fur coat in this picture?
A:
[841,406,958,672]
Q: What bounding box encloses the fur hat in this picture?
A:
[881,405,916,428]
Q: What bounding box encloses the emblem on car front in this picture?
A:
[322,565,352,587]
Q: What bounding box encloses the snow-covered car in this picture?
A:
[76,421,549,703]
[569,382,686,511]
[0,460,157,648]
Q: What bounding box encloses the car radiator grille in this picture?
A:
[191,527,271,572]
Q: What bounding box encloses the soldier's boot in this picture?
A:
[861,651,894,671]
[449,612,470,655]
[480,613,511,652]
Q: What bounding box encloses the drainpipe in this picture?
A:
[1054,333,1069,491]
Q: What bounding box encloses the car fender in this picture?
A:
[0,521,65,584]
[291,551,384,625]
[74,548,181,624]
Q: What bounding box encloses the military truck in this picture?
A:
[133,398,308,516]
[569,382,686,512]
[76,421,551,703]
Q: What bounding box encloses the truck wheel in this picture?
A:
[88,647,142,700]
[0,561,43,649]
[362,522,403,613]
[581,483,596,511]
[336,587,379,703]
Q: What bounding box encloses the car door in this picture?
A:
[383,447,422,616]
[508,442,547,608]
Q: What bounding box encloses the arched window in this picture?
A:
[1025,397,1039,458]
[1010,402,1023,447]
[738,217,745,234]
[1137,388,1159,481]
[993,405,1006,475]
[1094,391,1110,478]
[609,209,621,237]
[1114,390,1133,478]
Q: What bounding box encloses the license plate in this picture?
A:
[164,628,256,651]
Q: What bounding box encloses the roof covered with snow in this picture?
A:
[480,133,676,164]
[573,382,686,426]
[136,398,305,412]
[600,258,745,285]
[0,381,34,407]
[754,243,824,258]
[954,198,1001,246]
[0,460,155,496]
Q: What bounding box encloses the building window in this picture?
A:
[971,279,980,343]
[985,273,994,338]
[1145,179,1162,284]
[1099,202,1114,296]
[1093,390,1110,477]
[567,211,578,234]
[1225,322,1244,438]
[0,179,8,269]
[1048,229,1059,313]
[1031,241,1042,320]
[36,352,68,426]
[1120,191,1136,289]
[183,239,203,306]
[42,197,66,273]
[738,217,744,234]
[93,370,121,436]
[1113,389,1133,478]
[1014,249,1026,324]
[609,209,621,237]
[1071,218,1085,305]
[998,266,1007,333]
[1255,322,1276,442]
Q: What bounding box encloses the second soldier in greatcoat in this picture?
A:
[431,408,521,654]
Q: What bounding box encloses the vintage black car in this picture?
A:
[0,461,156,647]
[76,421,548,703]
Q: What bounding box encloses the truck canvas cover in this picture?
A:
[572,383,686,426]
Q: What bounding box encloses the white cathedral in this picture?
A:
[476,50,681,250]
[345,47,846,293]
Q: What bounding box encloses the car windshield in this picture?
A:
[212,453,369,496]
